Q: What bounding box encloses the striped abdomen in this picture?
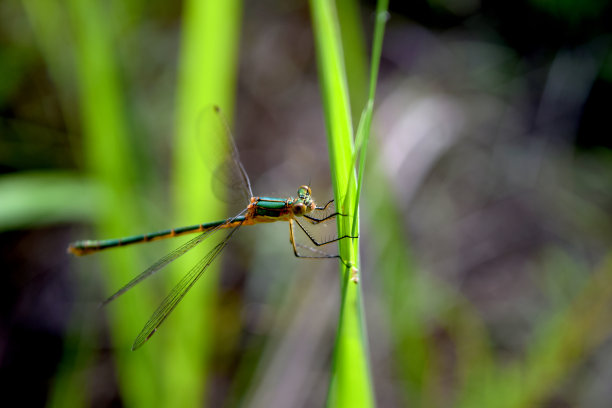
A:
[68,217,246,256]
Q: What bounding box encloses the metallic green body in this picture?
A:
[255,198,288,209]
[252,197,291,218]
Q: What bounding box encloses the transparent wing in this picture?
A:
[131,221,243,350]
[294,216,341,254]
[196,106,253,208]
[291,199,357,258]
[294,242,339,259]
[101,209,248,307]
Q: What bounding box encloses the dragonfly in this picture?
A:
[68,105,356,351]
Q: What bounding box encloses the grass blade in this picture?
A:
[309,0,375,406]
[163,0,242,406]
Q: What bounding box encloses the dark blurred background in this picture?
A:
[1,0,612,407]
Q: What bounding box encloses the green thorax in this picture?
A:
[253,185,314,218]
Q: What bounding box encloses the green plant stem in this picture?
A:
[64,0,158,406]
[309,0,375,406]
[164,0,242,406]
[351,1,388,237]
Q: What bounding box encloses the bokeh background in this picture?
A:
[2,0,612,407]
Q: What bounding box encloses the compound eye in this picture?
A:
[293,202,306,215]
[297,185,311,198]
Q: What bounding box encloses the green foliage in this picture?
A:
[8,1,612,407]
[22,0,241,407]
[0,171,103,231]
[310,0,388,406]
[164,0,242,406]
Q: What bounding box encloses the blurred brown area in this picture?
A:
[2,0,612,406]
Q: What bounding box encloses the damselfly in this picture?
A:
[68,106,355,350]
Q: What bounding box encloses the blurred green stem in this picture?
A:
[163,0,242,406]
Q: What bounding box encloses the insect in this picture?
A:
[68,106,355,350]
